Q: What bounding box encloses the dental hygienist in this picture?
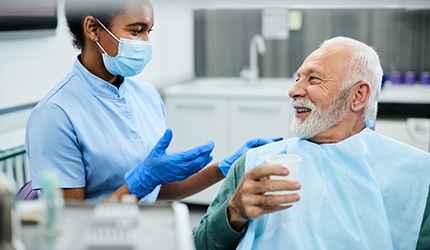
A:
[25,0,280,202]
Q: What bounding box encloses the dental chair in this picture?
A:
[17,181,39,200]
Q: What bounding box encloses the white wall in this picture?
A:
[0,2,76,110]
[0,0,195,111]
[140,1,195,87]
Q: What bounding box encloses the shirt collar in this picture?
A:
[73,57,126,98]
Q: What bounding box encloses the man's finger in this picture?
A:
[252,178,301,194]
[247,164,289,180]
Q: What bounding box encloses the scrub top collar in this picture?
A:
[74,56,127,98]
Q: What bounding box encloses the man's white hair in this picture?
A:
[320,36,383,122]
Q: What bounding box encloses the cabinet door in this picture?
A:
[230,99,293,153]
[164,97,229,160]
[164,97,228,204]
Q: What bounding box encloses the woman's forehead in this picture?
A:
[125,0,153,18]
[111,0,154,25]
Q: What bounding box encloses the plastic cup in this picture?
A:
[265,154,302,205]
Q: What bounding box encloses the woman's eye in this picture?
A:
[148,28,153,34]
[132,28,143,36]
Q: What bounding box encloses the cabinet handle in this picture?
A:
[237,106,280,113]
[175,104,215,111]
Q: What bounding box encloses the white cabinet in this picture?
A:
[230,99,292,151]
[165,98,293,159]
[162,78,295,204]
[164,97,229,161]
[164,97,230,205]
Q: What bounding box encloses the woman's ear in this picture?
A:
[83,16,99,43]
[351,81,371,112]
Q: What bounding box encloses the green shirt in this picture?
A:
[193,155,430,250]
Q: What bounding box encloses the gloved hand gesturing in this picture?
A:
[218,137,283,177]
[125,129,214,198]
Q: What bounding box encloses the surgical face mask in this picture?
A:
[95,19,152,77]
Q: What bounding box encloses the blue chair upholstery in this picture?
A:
[17,181,39,200]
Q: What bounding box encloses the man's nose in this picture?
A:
[288,79,307,99]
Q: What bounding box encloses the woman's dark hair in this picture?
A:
[64,0,126,50]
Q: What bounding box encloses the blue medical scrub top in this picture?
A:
[25,57,166,201]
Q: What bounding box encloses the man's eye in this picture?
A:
[148,28,153,34]
[309,77,321,84]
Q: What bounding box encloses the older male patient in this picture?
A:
[192,36,430,249]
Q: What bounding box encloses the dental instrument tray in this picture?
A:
[19,201,194,250]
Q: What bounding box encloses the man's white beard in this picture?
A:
[290,89,351,139]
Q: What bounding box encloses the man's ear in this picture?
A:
[350,81,371,112]
[83,16,99,42]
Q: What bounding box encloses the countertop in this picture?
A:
[162,77,294,99]
[378,82,430,104]
[162,77,430,104]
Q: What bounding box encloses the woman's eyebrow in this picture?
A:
[126,22,150,28]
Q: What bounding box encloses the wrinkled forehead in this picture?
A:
[309,45,352,65]
[299,45,353,75]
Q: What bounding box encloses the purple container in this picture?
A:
[404,71,416,85]
[419,72,430,85]
[389,72,402,84]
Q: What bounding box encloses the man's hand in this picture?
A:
[227,164,301,231]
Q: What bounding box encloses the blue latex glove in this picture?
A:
[125,129,214,198]
[218,137,283,177]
